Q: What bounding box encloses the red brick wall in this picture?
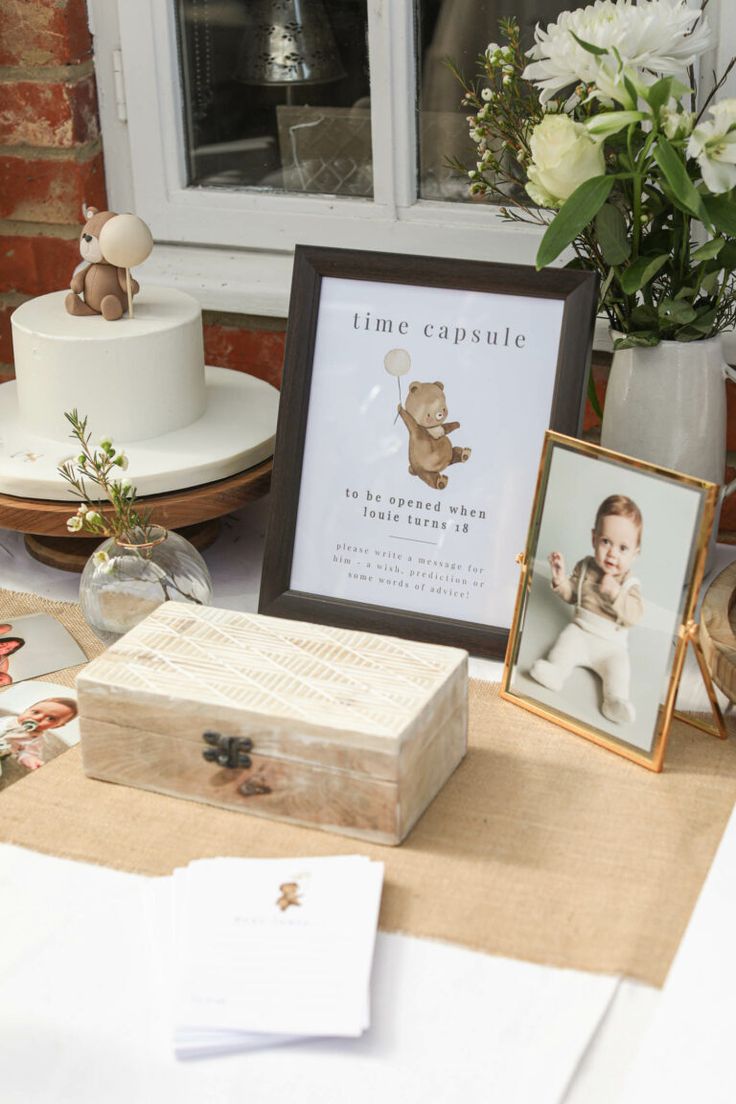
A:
[0,0,286,388]
[0,0,102,378]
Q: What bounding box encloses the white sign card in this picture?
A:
[260,248,597,657]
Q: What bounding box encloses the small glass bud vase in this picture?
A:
[79,526,213,644]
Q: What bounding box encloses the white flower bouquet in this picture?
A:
[457,1,736,351]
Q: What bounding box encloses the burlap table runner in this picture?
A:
[1,588,735,987]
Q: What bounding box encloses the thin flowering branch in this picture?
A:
[58,410,154,542]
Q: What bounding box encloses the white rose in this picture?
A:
[687,98,736,193]
[525,114,605,207]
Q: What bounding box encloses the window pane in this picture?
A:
[416,1,580,202]
[176,0,372,197]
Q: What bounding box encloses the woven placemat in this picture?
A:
[1,588,735,987]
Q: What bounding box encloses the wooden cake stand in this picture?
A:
[0,459,272,572]
[700,559,736,703]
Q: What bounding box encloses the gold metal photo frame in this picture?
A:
[500,432,723,772]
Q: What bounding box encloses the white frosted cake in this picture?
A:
[0,285,279,499]
[12,288,207,443]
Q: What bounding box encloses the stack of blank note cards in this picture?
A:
[146,855,385,1058]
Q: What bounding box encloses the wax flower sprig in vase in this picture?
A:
[59,409,151,551]
[59,410,212,643]
[455,0,736,513]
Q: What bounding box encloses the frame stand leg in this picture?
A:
[672,621,729,740]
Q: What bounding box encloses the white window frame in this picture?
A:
[88,0,736,342]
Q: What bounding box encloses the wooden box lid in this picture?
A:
[77,604,467,777]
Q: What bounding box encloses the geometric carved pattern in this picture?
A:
[86,604,465,740]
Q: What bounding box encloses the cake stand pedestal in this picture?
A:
[0,459,272,572]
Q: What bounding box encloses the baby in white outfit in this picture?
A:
[530,494,644,725]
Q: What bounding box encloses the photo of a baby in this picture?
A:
[505,436,710,760]
[0,680,80,791]
[529,495,643,726]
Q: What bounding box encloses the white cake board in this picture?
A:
[0,368,279,500]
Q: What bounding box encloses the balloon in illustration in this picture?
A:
[384,348,411,377]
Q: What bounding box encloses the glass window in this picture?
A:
[416,1,581,201]
[176,0,372,197]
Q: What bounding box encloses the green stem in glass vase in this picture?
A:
[122,536,205,606]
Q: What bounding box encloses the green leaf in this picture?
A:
[536,175,615,269]
[629,304,659,329]
[675,327,712,342]
[645,76,673,114]
[720,240,736,271]
[594,203,631,265]
[586,110,645,139]
[700,270,720,295]
[613,331,660,349]
[703,193,736,236]
[674,285,696,299]
[622,72,640,110]
[570,31,608,56]
[653,137,713,229]
[691,237,725,263]
[619,253,669,294]
[658,299,697,324]
[690,308,718,333]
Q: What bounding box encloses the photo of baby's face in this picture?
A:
[592,514,640,578]
[17,700,75,732]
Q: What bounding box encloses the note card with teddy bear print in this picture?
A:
[260,246,597,659]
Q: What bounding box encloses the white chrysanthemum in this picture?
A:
[687,99,736,194]
[523,0,712,103]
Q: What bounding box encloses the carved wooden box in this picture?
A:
[77,604,468,845]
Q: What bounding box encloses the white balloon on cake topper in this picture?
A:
[384,348,411,423]
[98,213,154,319]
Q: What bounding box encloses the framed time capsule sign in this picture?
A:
[258,246,597,658]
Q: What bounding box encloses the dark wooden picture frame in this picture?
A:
[259,245,597,658]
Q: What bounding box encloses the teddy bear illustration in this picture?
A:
[398,380,471,490]
[277,882,302,911]
[65,206,139,321]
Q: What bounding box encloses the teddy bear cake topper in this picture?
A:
[66,205,153,321]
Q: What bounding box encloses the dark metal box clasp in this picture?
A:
[202,730,254,770]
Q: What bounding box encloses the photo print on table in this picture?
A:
[0,679,79,790]
[501,432,718,771]
[0,614,86,687]
[259,246,598,658]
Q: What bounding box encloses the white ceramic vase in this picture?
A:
[601,334,736,504]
